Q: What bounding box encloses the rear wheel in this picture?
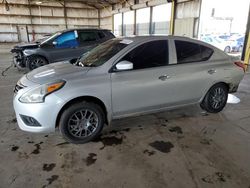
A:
[201,83,228,113]
[59,102,104,144]
[27,55,48,71]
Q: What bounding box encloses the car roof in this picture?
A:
[115,35,223,53]
[61,28,111,33]
[118,35,210,45]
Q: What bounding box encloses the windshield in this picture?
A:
[77,39,128,67]
[40,32,61,45]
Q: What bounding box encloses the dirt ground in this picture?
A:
[0,52,250,188]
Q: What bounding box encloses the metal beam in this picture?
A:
[63,0,68,29]
[133,9,137,35]
[121,12,124,36]
[98,9,101,28]
[149,6,153,34]
[170,0,176,35]
[27,0,33,42]
[242,5,250,70]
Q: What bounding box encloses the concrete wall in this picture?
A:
[0,0,202,42]
[100,7,112,30]
[174,0,201,37]
[0,0,99,42]
[103,0,201,38]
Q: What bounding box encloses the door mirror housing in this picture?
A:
[52,41,57,46]
[115,60,133,71]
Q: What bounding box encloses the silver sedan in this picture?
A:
[13,36,245,143]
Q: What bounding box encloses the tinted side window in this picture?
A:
[78,31,97,42]
[200,45,213,61]
[122,40,168,70]
[98,31,105,39]
[175,40,213,64]
[54,31,78,48]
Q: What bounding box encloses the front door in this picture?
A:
[46,30,83,62]
[111,40,176,118]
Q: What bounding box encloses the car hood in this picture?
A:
[14,43,39,49]
[26,62,90,84]
[11,43,39,52]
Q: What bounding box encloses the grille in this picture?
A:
[14,83,25,94]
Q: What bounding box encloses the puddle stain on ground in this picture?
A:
[56,142,70,146]
[85,153,97,166]
[107,128,130,135]
[143,149,156,156]
[18,152,29,159]
[94,136,123,150]
[11,145,19,151]
[149,141,174,153]
[168,126,183,134]
[138,125,143,130]
[202,172,231,184]
[7,118,17,124]
[31,142,43,154]
[42,175,59,188]
[200,138,212,145]
[43,163,56,172]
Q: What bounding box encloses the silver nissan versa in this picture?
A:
[13,36,245,144]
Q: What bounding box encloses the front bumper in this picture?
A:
[12,50,26,69]
[13,89,65,133]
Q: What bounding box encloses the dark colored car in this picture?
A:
[11,29,115,70]
[230,36,245,52]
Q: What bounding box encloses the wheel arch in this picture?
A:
[55,96,109,128]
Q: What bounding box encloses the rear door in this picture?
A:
[111,39,180,118]
[169,40,215,103]
[77,30,100,53]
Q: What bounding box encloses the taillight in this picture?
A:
[234,61,245,72]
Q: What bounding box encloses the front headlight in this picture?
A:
[19,80,65,103]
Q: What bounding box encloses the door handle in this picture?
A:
[208,69,216,74]
[159,75,171,81]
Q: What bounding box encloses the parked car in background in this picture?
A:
[228,35,245,52]
[11,29,115,70]
[218,34,231,40]
[13,36,245,144]
[201,35,232,53]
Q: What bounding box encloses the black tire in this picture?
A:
[201,83,228,113]
[224,46,231,53]
[26,55,48,71]
[59,101,105,144]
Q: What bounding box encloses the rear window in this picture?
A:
[175,40,213,64]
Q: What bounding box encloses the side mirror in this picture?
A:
[52,41,57,46]
[115,60,133,71]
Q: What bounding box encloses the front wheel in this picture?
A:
[27,55,48,71]
[59,102,105,144]
[201,83,228,113]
